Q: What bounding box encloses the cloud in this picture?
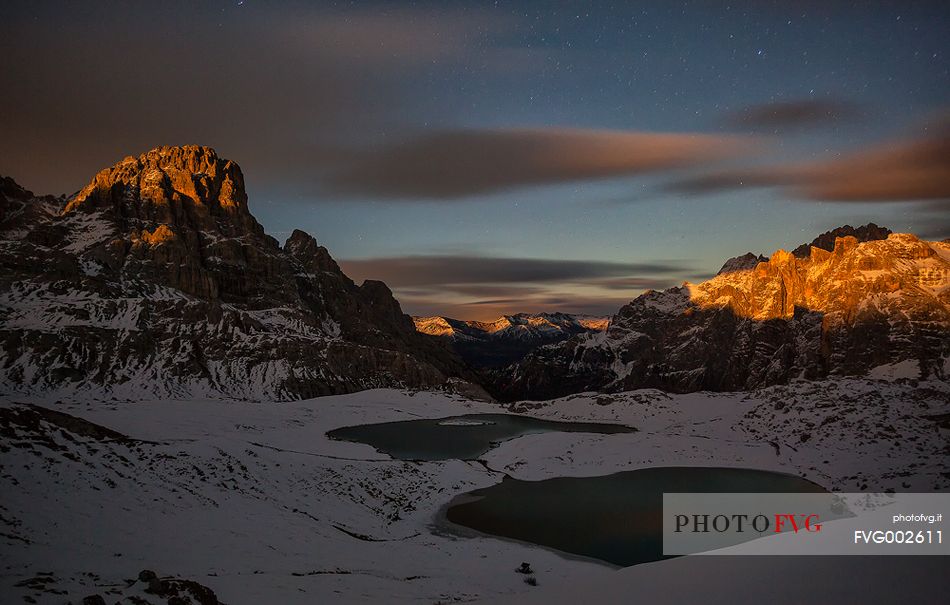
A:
[460,298,529,307]
[398,292,636,322]
[0,4,518,195]
[340,254,685,286]
[912,200,950,240]
[796,132,950,203]
[274,7,517,67]
[435,284,547,299]
[727,99,860,130]
[339,253,692,320]
[668,121,950,203]
[916,222,950,241]
[587,276,680,291]
[324,128,752,199]
[667,169,795,196]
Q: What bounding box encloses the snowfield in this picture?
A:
[1,379,948,604]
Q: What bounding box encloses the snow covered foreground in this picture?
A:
[1,379,948,604]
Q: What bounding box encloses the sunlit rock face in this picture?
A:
[413,312,609,368]
[66,145,253,221]
[494,232,950,401]
[0,146,473,400]
[61,145,288,303]
[691,234,947,321]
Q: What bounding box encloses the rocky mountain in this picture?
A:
[716,252,770,275]
[0,146,477,400]
[493,228,950,401]
[791,222,892,258]
[414,312,609,367]
[716,223,892,275]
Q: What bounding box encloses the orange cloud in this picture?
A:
[670,120,950,203]
[340,254,691,320]
[326,128,753,198]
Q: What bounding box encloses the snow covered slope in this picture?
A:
[1,378,947,604]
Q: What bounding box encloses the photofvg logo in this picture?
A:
[663,493,950,556]
[674,511,823,535]
[663,493,838,555]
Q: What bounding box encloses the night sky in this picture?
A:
[3,1,948,320]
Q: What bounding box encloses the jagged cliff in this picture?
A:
[0,146,475,400]
[791,223,892,258]
[494,230,950,401]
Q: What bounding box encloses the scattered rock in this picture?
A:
[146,577,164,594]
[138,569,157,582]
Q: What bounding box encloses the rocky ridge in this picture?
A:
[413,312,609,367]
[791,222,892,258]
[0,146,474,400]
[494,229,950,401]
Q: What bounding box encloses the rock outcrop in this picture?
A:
[494,230,950,401]
[0,146,474,400]
[717,252,770,275]
[791,222,892,258]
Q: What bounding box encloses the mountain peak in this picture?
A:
[1,175,33,200]
[792,223,892,258]
[696,232,943,321]
[1,148,474,399]
[717,252,769,275]
[284,229,342,275]
[63,145,259,237]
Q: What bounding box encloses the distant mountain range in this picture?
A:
[1,145,947,403]
[413,313,609,367]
